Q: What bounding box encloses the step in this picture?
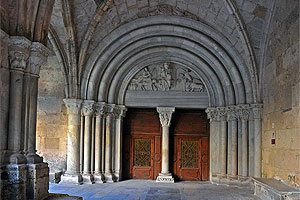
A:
[253,178,300,200]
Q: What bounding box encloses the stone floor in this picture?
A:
[49,180,262,200]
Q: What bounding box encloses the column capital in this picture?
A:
[105,104,116,117]
[217,107,227,121]
[28,42,51,76]
[251,104,263,119]
[94,102,106,116]
[237,104,250,121]
[226,105,238,121]
[157,107,175,127]
[205,107,219,122]
[114,105,127,120]
[63,99,83,115]
[82,100,95,116]
[8,36,31,72]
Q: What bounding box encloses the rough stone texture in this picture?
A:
[37,49,68,174]
[262,0,300,188]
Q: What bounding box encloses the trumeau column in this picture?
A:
[252,104,263,178]
[61,99,83,184]
[114,105,127,181]
[8,36,31,164]
[104,104,116,182]
[227,106,238,176]
[93,102,106,183]
[206,107,219,180]
[238,105,250,177]
[82,100,95,183]
[156,107,175,183]
[26,42,50,164]
[217,107,227,175]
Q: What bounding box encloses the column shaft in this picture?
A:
[161,126,170,173]
[248,119,254,176]
[219,119,227,174]
[242,120,248,176]
[105,114,113,174]
[94,116,102,174]
[254,118,262,177]
[227,121,232,175]
[83,115,92,174]
[231,120,238,176]
[238,120,243,176]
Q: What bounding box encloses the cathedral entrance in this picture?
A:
[123,108,209,181]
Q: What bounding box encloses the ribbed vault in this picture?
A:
[81,15,257,107]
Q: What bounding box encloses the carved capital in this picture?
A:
[82,100,95,116]
[205,107,219,122]
[94,102,106,116]
[8,36,31,72]
[157,107,175,127]
[251,104,263,119]
[226,106,238,121]
[217,107,227,121]
[105,104,116,118]
[114,105,127,120]
[63,99,83,115]
[237,104,250,121]
[28,42,51,76]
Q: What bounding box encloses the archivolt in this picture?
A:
[81,15,257,107]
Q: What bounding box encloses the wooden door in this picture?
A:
[178,137,201,181]
[131,135,154,179]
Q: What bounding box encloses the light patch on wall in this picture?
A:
[45,138,60,149]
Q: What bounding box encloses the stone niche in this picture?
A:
[125,62,209,108]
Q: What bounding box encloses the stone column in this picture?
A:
[227,106,238,176]
[252,104,263,178]
[238,105,250,177]
[61,99,83,184]
[7,36,31,164]
[218,107,227,175]
[104,104,116,182]
[248,110,255,177]
[206,107,219,180]
[81,100,95,183]
[156,107,175,183]
[26,42,50,164]
[93,102,106,183]
[114,105,127,181]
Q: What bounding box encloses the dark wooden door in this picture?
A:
[123,108,161,180]
[171,110,210,181]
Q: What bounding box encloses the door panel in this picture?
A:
[201,137,209,181]
[131,136,154,179]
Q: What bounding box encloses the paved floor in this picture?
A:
[49,180,261,200]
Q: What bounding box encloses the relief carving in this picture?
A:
[128,63,205,93]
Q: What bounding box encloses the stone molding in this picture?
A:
[251,104,263,119]
[8,36,31,72]
[157,107,175,127]
[114,105,127,120]
[28,42,51,76]
[94,102,106,116]
[63,99,83,115]
[82,100,95,116]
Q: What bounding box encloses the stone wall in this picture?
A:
[37,48,68,174]
[262,0,299,187]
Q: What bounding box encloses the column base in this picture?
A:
[9,153,27,164]
[60,173,83,184]
[104,173,116,183]
[93,173,104,183]
[82,174,94,184]
[27,163,49,200]
[156,173,174,183]
[26,153,43,164]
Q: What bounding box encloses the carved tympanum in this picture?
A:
[128,63,205,92]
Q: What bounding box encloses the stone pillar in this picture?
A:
[93,102,106,183]
[114,105,127,181]
[238,105,250,177]
[218,107,227,175]
[81,100,95,183]
[7,36,31,164]
[26,42,50,164]
[248,110,255,177]
[0,30,10,165]
[61,99,83,184]
[156,107,175,183]
[252,104,263,178]
[206,107,219,180]
[227,106,238,176]
[104,104,116,182]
